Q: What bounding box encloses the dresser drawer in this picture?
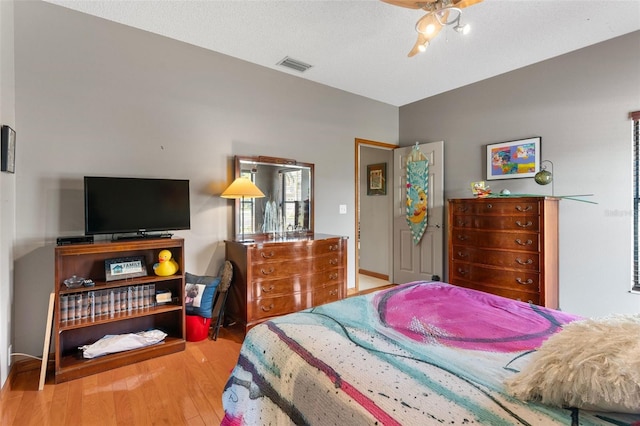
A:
[451,245,540,271]
[450,261,540,292]
[450,199,540,216]
[250,292,313,321]
[313,283,341,306]
[250,238,343,261]
[251,275,312,298]
[250,252,343,279]
[451,215,539,232]
[312,238,344,255]
[451,229,540,252]
[250,243,312,261]
[251,269,344,299]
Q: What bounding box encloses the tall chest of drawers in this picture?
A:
[225,234,347,333]
[448,197,559,308]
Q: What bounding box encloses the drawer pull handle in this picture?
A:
[329,245,339,251]
[260,304,274,312]
[260,251,275,259]
[457,235,468,241]
[329,273,338,280]
[486,203,492,209]
[457,268,467,275]
[329,258,338,265]
[261,284,275,293]
[329,289,338,296]
[514,239,533,246]
[260,267,275,275]
[457,206,469,212]
[457,220,467,227]
[457,251,467,258]
[515,205,533,212]
[515,220,533,228]
[515,278,533,285]
[515,258,533,265]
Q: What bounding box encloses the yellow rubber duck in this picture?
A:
[153,249,179,276]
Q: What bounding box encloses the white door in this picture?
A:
[393,141,444,283]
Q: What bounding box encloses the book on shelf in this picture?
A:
[155,290,173,305]
[59,283,157,323]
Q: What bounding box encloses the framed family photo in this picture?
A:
[367,163,386,196]
[486,137,541,180]
[105,256,148,282]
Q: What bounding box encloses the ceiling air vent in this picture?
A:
[277,56,313,73]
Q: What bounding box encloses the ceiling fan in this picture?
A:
[382,0,484,57]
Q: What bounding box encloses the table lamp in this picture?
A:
[221,177,265,242]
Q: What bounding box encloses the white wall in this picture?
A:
[400,31,640,318]
[0,0,16,388]
[10,1,398,364]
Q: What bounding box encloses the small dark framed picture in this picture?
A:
[1,125,16,173]
[367,163,387,196]
[105,256,148,282]
[486,137,541,180]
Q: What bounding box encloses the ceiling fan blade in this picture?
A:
[381,0,437,10]
[408,13,444,57]
[453,0,484,9]
[408,33,429,57]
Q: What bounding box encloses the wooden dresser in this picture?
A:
[225,234,347,332]
[448,197,559,308]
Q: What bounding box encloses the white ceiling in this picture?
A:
[45,0,640,107]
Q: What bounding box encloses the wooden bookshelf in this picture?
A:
[53,238,185,383]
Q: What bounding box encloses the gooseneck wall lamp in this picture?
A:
[534,160,554,196]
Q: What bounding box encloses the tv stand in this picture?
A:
[113,232,174,241]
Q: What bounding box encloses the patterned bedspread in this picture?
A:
[222,281,640,425]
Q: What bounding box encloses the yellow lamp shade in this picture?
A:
[221,177,265,199]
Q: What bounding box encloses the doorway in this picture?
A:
[354,138,396,294]
[354,139,445,295]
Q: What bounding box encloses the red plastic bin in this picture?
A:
[186,315,211,342]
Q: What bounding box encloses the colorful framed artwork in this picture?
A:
[367,163,386,195]
[486,137,541,180]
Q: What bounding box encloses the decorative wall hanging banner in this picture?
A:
[405,144,429,244]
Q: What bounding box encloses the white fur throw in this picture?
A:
[505,314,640,414]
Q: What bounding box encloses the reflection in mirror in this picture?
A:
[234,156,314,237]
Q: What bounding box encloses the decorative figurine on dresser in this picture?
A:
[448,197,559,308]
[222,155,348,333]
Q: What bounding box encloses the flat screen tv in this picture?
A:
[84,176,190,238]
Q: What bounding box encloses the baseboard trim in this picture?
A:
[1,356,54,396]
[2,358,37,396]
[358,269,389,281]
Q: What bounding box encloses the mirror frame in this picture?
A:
[233,155,314,238]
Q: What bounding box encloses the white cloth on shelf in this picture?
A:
[80,329,167,359]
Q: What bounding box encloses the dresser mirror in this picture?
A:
[234,155,314,237]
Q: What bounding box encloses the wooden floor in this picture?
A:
[0,325,244,426]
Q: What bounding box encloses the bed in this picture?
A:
[222,281,640,425]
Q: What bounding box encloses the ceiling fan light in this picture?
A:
[418,42,429,52]
[455,23,470,34]
[425,23,436,34]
